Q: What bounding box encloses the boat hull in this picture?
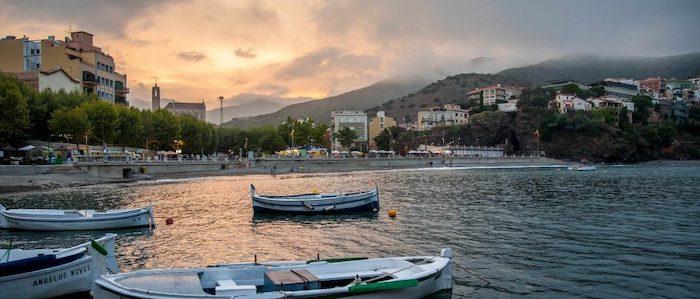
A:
[567,166,596,171]
[252,190,379,214]
[0,234,118,299]
[93,249,453,299]
[0,208,153,231]
[0,256,95,299]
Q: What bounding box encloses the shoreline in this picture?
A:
[1,158,698,195]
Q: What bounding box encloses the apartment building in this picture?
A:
[0,32,128,104]
[417,104,469,131]
[466,84,522,105]
[551,94,591,113]
[368,111,397,149]
[331,110,369,150]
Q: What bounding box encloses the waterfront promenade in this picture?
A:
[0,156,564,193]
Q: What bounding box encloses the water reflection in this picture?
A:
[1,166,699,297]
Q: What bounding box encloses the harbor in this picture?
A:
[1,163,698,297]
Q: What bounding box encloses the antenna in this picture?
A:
[151,76,158,85]
[218,96,224,125]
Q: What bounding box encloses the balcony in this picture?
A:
[82,71,97,86]
[115,80,129,94]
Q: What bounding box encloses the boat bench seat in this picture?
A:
[263,269,321,292]
[215,279,257,296]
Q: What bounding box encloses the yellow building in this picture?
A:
[368,111,397,149]
[0,32,128,104]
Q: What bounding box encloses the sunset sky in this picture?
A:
[1,0,698,107]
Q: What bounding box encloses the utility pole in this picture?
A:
[218,96,224,125]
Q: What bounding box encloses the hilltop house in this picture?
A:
[466,84,522,105]
[417,104,469,131]
[551,94,591,113]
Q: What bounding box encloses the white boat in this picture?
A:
[0,233,119,299]
[567,165,597,171]
[0,205,154,231]
[250,185,379,214]
[94,248,453,298]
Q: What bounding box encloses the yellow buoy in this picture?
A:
[311,188,319,194]
[388,209,397,218]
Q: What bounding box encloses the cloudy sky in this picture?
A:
[1,0,698,107]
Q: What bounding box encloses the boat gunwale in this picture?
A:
[252,193,377,207]
[254,189,377,202]
[1,208,150,223]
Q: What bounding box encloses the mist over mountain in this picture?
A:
[223,77,429,128]
[206,94,312,124]
[497,52,700,86]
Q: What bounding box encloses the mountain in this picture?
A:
[206,95,312,124]
[377,52,700,121]
[498,51,700,86]
[222,77,428,128]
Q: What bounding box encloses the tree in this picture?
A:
[374,126,405,150]
[591,107,618,125]
[335,127,357,148]
[144,109,180,150]
[49,107,90,144]
[82,100,118,144]
[591,85,605,97]
[114,106,144,147]
[631,95,654,111]
[0,75,29,145]
[310,123,330,148]
[618,107,632,131]
[180,115,211,154]
[258,127,286,153]
[560,83,580,95]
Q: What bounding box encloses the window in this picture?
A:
[36,49,40,54]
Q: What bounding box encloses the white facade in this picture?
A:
[467,84,522,106]
[554,94,591,113]
[589,96,635,111]
[332,110,368,142]
[417,104,469,131]
[498,99,518,112]
[39,70,81,92]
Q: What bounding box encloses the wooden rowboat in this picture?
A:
[93,248,453,298]
[250,185,379,214]
[0,205,154,231]
[0,233,118,299]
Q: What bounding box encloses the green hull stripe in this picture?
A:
[349,279,418,294]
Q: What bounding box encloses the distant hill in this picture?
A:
[206,94,311,124]
[222,52,700,128]
[377,52,700,121]
[498,52,700,86]
[373,73,524,122]
[223,77,428,128]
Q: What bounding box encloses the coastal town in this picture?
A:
[0,1,699,298]
[1,32,699,168]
